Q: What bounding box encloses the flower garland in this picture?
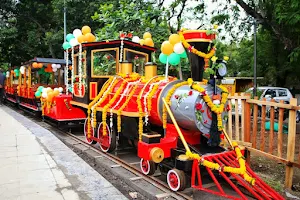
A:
[185,142,255,185]
[188,78,228,130]
[117,83,139,132]
[90,77,117,128]
[41,98,46,116]
[118,73,140,81]
[102,80,126,136]
[143,83,155,126]
[78,44,82,96]
[87,77,114,137]
[178,29,216,59]
[137,92,144,141]
[71,47,74,94]
[163,81,188,128]
[65,51,69,95]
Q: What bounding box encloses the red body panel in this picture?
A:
[43,94,86,121]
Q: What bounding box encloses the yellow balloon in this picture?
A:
[169,34,181,45]
[77,35,85,43]
[143,32,152,40]
[161,41,173,55]
[85,33,96,42]
[53,90,60,97]
[144,38,154,47]
[47,89,53,93]
[47,92,54,101]
[139,39,145,46]
[82,26,91,35]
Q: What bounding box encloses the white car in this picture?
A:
[231,87,293,116]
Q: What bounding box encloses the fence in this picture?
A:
[226,93,300,189]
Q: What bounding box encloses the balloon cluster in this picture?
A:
[35,86,63,100]
[20,66,26,75]
[131,32,154,47]
[62,26,96,50]
[159,34,187,66]
[32,62,43,69]
[51,64,61,73]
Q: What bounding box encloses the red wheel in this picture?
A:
[97,122,116,152]
[140,158,156,175]
[167,169,186,191]
[84,118,97,144]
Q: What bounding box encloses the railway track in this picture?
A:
[5,103,196,200]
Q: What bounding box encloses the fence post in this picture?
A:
[285,98,297,189]
[244,94,251,164]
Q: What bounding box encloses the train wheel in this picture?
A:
[97,122,116,152]
[84,118,97,145]
[167,169,186,191]
[140,158,156,175]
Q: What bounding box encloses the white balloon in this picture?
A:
[47,87,52,91]
[52,68,57,72]
[132,36,140,43]
[6,74,9,78]
[173,43,185,54]
[42,88,47,93]
[73,29,82,38]
[70,38,79,47]
[56,64,61,69]
[54,88,59,91]
[58,87,63,93]
[42,92,47,98]
[52,64,56,68]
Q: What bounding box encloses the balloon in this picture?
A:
[139,39,145,45]
[32,62,38,68]
[52,68,57,72]
[143,32,152,40]
[53,90,60,97]
[62,42,71,50]
[77,35,85,43]
[173,42,185,54]
[52,64,56,68]
[73,29,82,38]
[82,26,91,35]
[144,38,154,47]
[161,41,173,55]
[69,38,79,47]
[38,63,43,68]
[42,88,47,93]
[132,36,140,43]
[42,92,47,98]
[35,91,41,97]
[179,51,188,58]
[159,53,168,64]
[85,33,96,42]
[38,86,44,92]
[56,64,61,69]
[66,33,75,42]
[168,53,181,65]
[47,92,54,101]
[169,34,181,45]
[58,87,63,93]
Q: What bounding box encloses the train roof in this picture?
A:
[22,57,69,65]
[70,39,156,53]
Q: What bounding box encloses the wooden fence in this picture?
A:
[226,93,300,188]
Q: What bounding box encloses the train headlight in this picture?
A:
[218,62,227,77]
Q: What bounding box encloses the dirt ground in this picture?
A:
[230,118,300,198]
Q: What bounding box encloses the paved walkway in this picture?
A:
[0,106,128,200]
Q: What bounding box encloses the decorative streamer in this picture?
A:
[79,44,82,96]
[71,47,74,94]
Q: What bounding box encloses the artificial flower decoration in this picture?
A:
[223,56,230,61]
[211,56,218,62]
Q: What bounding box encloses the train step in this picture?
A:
[142,132,161,144]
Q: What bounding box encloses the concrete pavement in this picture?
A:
[0,105,128,200]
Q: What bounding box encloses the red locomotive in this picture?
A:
[3,28,284,199]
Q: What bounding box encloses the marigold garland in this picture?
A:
[179,30,216,59]
[87,77,114,138]
[137,92,144,141]
[185,142,255,185]
[163,81,188,129]
[147,83,159,112]
[102,80,126,136]
[117,83,139,132]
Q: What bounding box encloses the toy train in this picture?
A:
[3,29,284,199]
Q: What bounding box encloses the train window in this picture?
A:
[74,51,87,77]
[91,48,119,77]
[123,48,148,75]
